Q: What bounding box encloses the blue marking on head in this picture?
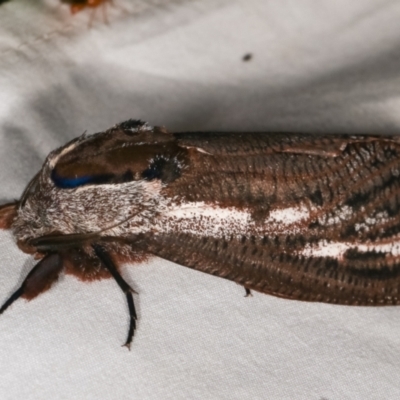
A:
[51,170,114,188]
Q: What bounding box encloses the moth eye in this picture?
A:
[141,156,182,183]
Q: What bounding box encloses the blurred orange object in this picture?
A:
[61,0,109,14]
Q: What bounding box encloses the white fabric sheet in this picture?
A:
[1,0,400,398]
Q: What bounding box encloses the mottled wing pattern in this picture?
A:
[144,132,400,306]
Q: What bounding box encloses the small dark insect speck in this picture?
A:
[242,53,253,61]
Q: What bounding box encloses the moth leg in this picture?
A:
[30,232,101,252]
[244,287,253,297]
[0,253,63,314]
[92,244,137,350]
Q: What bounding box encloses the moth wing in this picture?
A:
[148,132,400,306]
[166,132,399,213]
[138,231,400,306]
[138,232,336,302]
[174,131,394,157]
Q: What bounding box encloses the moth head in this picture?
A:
[2,120,189,255]
[50,120,184,186]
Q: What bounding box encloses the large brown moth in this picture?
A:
[1,119,400,349]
